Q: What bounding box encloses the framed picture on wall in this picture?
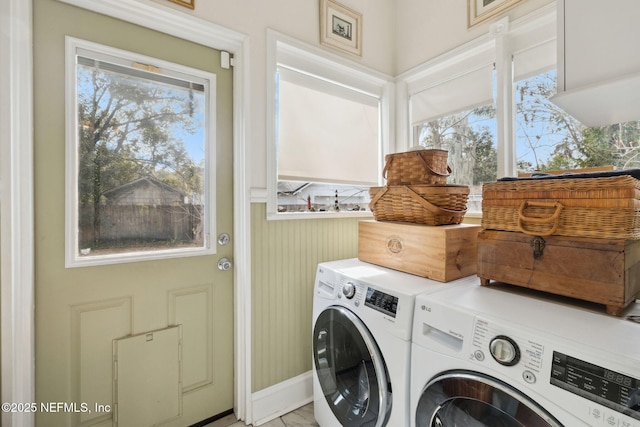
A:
[320,0,362,56]
[169,0,194,9]
[468,0,523,27]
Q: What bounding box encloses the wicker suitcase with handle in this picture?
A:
[481,171,640,239]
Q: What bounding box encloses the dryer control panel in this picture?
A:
[364,287,398,318]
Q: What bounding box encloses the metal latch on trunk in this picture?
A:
[530,236,546,259]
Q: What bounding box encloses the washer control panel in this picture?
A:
[551,351,640,424]
[470,316,640,427]
[489,335,521,366]
[472,317,543,374]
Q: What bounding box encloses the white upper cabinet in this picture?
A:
[552,0,640,126]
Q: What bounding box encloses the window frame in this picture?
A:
[266,30,393,220]
[397,5,556,217]
[65,36,218,268]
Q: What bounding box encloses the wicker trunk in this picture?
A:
[482,174,640,239]
[477,230,640,316]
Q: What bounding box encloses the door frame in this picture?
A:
[0,0,253,425]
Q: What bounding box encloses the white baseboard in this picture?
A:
[251,370,313,426]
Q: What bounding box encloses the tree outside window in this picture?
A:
[516,70,640,173]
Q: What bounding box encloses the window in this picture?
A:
[408,42,497,214]
[514,34,640,173]
[405,7,640,220]
[65,37,216,266]
[517,69,640,172]
[267,31,390,219]
[414,104,497,214]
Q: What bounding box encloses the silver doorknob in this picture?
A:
[217,257,232,271]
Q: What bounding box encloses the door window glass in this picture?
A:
[66,38,216,266]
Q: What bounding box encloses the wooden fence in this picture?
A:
[79,204,202,247]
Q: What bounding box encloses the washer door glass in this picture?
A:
[416,371,563,427]
[314,306,391,427]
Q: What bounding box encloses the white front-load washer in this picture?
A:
[410,282,640,427]
[312,258,477,427]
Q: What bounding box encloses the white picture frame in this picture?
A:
[320,0,362,56]
[468,0,523,28]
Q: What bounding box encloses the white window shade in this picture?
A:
[410,64,494,126]
[513,39,555,82]
[277,68,380,186]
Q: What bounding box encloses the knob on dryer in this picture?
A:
[342,282,356,299]
[489,335,520,366]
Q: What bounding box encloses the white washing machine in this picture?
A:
[312,258,477,427]
[410,282,640,427]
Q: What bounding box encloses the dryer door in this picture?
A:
[415,371,562,427]
[313,306,391,427]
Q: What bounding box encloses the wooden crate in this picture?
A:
[477,230,640,316]
[358,220,481,282]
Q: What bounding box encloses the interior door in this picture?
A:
[33,0,234,426]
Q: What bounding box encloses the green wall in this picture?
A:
[250,203,360,391]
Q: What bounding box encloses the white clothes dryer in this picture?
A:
[410,282,640,427]
[312,258,476,427]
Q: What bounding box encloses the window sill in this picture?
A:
[267,210,374,221]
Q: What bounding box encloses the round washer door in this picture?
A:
[313,306,391,427]
[415,371,563,427]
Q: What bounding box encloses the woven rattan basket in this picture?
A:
[369,185,469,225]
[383,149,450,185]
[482,174,640,239]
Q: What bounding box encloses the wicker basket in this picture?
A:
[369,185,469,225]
[482,175,640,239]
[383,149,451,185]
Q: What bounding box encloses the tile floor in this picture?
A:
[204,403,319,427]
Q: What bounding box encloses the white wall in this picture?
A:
[394,0,555,74]
[158,0,558,189]
[164,0,396,190]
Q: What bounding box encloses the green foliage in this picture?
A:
[77,64,204,209]
[417,70,640,187]
[517,71,640,173]
[418,107,497,186]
